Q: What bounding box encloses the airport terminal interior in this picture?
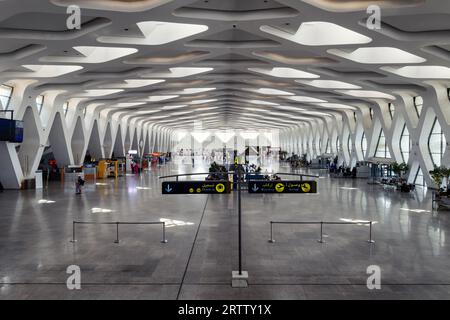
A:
[1,0,450,300]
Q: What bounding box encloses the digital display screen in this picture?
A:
[0,119,23,143]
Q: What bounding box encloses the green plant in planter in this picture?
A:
[392,162,409,177]
[441,167,450,190]
[429,166,444,189]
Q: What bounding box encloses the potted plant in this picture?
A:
[441,167,450,192]
[392,162,409,178]
[429,166,444,191]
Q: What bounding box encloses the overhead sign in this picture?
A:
[248,180,317,194]
[162,181,231,194]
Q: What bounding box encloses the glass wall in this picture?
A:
[0,84,13,110]
[414,96,423,118]
[375,129,391,158]
[361,132,367,158]
[400,124,411,163]
[389,103,395,119]
[63,101,69,116]
[428,117,446,167]
[36,95,44,114]
[415,167,426,187]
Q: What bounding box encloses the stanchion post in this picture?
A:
[367,221,375,243]
[161,222,168,243]
[114,222,120,243]
[269,222,275,243]
[318,221,325,243]
[70,221,77,243]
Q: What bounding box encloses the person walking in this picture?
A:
[75,176,84,195]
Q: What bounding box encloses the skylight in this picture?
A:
[244,88,294,95]
[337,90,395,100]
[142,67,213,78]
[74,89,124,97]
[381,66,450,79]
[98,21,208,45]
[328,47,426,64]
[101,79,165,89]
[10,65,83,78]
[260,21,372,46]
[296,80,361,89]
[41,46,138,63]
[286,96,327,103]
[248,67,319,79]
[139,95,179,102]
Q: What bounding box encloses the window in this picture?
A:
[0,84,13,110]
[36,95,44,114]
[414,96,423,118]
[325,139,330,153]
[347,134,352,155]
[318,138,322,152]
[400,124,411,163]
[361,132,367,157]
[63,101,69,116]
[375,129,391,158]
[388,103,395,119]
[428,117,446,167]
[415,167,426,187]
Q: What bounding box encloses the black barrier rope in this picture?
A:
[176,195,210,300]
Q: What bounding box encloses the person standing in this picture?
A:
[191,151,195,167]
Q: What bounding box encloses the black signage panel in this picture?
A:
[162,181,231,194]
[248,180,317,194]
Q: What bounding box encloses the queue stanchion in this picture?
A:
[161,222,168,243]
[368,221,375,244]
[114,222,120,244]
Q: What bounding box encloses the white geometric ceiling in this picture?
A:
[1,0,450,130]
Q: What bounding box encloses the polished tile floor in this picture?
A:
[1,159,450,300]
